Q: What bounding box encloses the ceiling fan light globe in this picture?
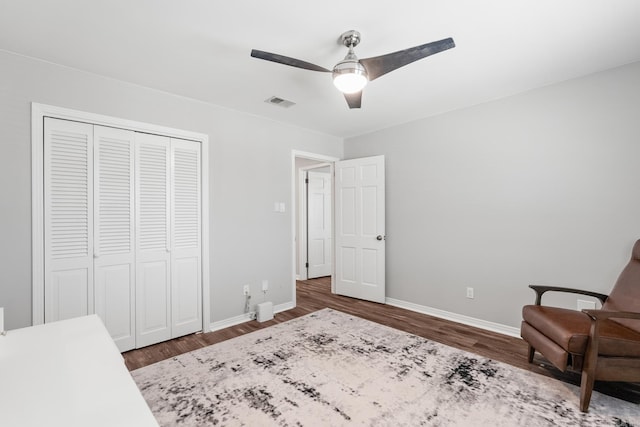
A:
[333,74,367,94]
[332,61,368,94]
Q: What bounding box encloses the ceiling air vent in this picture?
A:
[265,96,296,108]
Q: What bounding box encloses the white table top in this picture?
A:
[0,315,159,427]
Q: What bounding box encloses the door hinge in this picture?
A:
[305,262,309,268]
[305,178,309,184]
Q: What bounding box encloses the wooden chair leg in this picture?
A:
[580,318,601,413]
[527,345,535,363]
[580,367,595,412]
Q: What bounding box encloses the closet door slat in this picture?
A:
[170,139,202,338]
[44,118,94,322]
[135,133,172,348]
[94,125,136,352]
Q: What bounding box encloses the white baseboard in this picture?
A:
[209,301,296,332]
[273,301,295,313]
[208,298,520,338]
[209,312,253,332]
[385,297,521,338]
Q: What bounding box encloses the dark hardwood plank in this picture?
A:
[123,277,639,403]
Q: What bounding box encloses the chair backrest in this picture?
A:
[602,239,640,332]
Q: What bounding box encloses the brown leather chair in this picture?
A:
[521,240,640,412]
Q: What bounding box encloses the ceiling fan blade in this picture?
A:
[344,91,362,109]
[250,49,331,73]
[359,38,455,81]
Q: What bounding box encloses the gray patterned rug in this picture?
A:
[132,309,639,426]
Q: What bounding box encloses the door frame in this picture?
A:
[31,103,211,330]
[298,163,332,281]
[291,151,339,302]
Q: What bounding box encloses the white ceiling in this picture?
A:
[2,1,640,138]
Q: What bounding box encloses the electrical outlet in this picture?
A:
[466,287,474,299]
[243,284,250,295]
[262,280,269,291]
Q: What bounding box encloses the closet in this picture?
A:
[43,117,202,352]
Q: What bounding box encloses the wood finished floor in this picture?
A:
[123,277,639,404]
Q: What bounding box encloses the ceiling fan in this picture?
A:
[251,30,455,109]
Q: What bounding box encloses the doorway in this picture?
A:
[300,164,332,280]
[291,151,386,307]
[292,151,339,302]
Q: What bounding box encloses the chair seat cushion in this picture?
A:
[522,305,640,357]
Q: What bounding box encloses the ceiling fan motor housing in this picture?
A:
[340,30,362,48]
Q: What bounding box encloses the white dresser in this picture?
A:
[0,315,158,427]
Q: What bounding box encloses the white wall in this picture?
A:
[0,50,343,330]
[345,61,640,329]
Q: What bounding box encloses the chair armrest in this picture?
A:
[529,285,609,306]
[581,309,640,322]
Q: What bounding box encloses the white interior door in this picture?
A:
[334,155,385,303]
[135,133,172,348]
[93,125,136,352]
[307,170,332,278]
[44,118,94,322]
[170,138,203,338]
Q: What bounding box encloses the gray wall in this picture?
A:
[0,50,343,330]
[3,47,639,334]
[345,61,640,329]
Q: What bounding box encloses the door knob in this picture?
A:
[376,235,384,241]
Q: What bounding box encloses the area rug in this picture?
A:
[132,309,639,426]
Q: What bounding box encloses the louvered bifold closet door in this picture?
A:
[94,126,136,352]
[44,118,94,322]
[135,133,172,348]
[170,138,202,338]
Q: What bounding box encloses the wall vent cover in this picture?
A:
[265,96,296,108]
